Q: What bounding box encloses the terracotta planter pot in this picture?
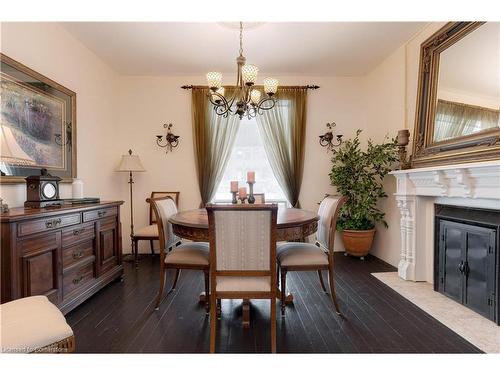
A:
[341,229,376,257]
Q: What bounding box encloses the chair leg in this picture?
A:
[270,297,277,353]
[276,263,280,289]
[154,266,167,310]
[204,270,210,314]
[210,292,217,353]
[280,268,287,317]
[327,269,341,315]
[133,239,139,268]
[170,269,181,292]
[216,299,222,319]
[317,270,327,293]
[150,240,155,255]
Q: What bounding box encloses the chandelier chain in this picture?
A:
[239,21,243,56]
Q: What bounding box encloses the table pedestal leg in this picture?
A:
[277,288,294,303]
[242,299,250,328]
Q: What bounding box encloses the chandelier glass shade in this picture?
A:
[206,22,279,119]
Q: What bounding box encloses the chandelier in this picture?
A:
[206,22,279,120]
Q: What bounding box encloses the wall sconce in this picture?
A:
[54,122,72,146]
[319,122,343,152]
[396,129,412,170]
[156,123,180,153]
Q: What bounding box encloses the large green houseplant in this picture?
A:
[329,129,397,258]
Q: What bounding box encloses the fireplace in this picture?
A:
[434,205,499,325]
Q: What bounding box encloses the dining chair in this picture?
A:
[277,195,347,316]
[206,203,278,353]
[132,191,180,266]
[150,195,210,312]
[253,193,265,203]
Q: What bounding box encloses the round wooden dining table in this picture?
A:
[169,207,319,242]
[169,207,319,327]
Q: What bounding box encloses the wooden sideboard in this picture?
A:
[1,201,124,314]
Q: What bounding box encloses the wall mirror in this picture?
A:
[412,22,500,167]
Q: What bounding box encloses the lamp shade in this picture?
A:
[117,150,145,172]
[0,125,35,166]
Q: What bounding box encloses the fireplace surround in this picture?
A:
[390,160,500,320]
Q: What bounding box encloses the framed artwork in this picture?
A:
[0,53,76,184]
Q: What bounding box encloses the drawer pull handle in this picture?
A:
[73,228,85,236]
[98,210,107,218]
[72,251,84,259]
[45,218,62,228]
[72,275,84,285]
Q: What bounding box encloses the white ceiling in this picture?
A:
[61,22,427,76]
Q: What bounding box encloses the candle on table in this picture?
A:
[247,171,255,183]
[238,187,247,199]
[230,181,239,192]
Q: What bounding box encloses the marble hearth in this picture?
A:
[390,160,500,282]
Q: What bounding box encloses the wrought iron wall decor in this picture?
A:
[54,122,73,146]
[156,123,180,153]
[319,122,343,152]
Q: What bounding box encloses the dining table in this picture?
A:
[169,207,320,327]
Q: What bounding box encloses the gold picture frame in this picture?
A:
[0,53,77,184]
[411,22,500,168]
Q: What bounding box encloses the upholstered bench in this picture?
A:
[1,296,75,353]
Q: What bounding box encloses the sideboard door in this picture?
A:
[97,216,120,276]
[19,232,62,304]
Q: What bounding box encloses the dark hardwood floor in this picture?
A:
[66,253,482,353]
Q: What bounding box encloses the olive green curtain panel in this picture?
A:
[255,87,308,208]
[192,87,240,206]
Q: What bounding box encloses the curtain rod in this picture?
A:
[181,85,320,90]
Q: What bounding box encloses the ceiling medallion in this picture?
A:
[206,22,279,120]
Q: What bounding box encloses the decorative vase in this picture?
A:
[341,229,376,258]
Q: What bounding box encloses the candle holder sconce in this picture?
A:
[319,122,343,152]
[156,123,180,153]
[396,129,412,170]
[54,122,72,147]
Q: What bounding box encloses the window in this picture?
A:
[214,117,288,206]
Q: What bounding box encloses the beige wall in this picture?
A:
[2,22,449,268]
[0,22,121,207]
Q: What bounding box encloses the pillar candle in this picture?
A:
[230,181,239,192]
[238,187,247,199]
[72,179,84,199]
[247,171,255,183]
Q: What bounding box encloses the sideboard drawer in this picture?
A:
[83,207,117,222]
[17,213,81,237]
[63,260,95,298]
[62,240,95,269]
[61,222,95,247]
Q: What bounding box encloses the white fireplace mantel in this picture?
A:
[390,160,500,282]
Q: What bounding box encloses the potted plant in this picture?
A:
[329,129,397,258]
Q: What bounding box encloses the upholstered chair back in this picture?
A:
[316,195,347,253]
[151,196,180,251]
[207,204,278,272]
[253,193,266,204]
[149,191,180,224]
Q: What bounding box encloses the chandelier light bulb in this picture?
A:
[250,89,261,104]
[264,77,279,95]
[212,87,225,103]
[206,72,223,90]
[241,64,259,85]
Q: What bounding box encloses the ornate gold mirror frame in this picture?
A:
[412,22,500,168]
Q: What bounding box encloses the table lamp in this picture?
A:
[0,125,36,212]
[117,149,145,256]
